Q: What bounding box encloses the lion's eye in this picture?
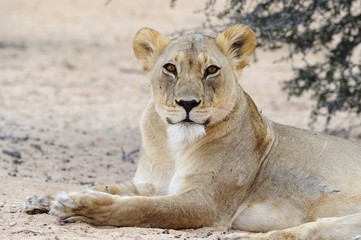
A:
[163,63,177,76]
[204,65,220,78]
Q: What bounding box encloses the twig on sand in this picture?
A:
[121,147,139,164]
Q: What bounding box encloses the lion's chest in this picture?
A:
[166,138,193,196]
[167,173,183,195]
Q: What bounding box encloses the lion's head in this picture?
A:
[133,25,256,143]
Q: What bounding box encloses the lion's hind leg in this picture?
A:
[224,213,361,240]
[24,195,54,214]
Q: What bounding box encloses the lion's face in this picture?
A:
[133,25,256,142]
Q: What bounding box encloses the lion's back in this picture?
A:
[268,122,361,190]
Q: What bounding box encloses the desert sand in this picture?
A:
[0,0,360,239]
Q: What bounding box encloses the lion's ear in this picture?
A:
[133,28,169,72]
[215,24,256,70]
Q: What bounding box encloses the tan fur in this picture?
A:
[24,24,361,239]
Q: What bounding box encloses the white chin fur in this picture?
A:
[167,123,206,144]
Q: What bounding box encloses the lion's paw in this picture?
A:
[49,190,115,225]
[24,195,52,214]
[49,191,78,222]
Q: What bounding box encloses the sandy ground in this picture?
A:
[0,0,360,239]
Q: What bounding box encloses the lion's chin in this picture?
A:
[167,123,206,144]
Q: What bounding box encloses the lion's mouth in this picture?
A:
[181,117,194,123]
[167,117,211,126]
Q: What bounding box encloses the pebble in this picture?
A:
[0,202,4,208]
[2,149,21,159]
[9,222,17,227]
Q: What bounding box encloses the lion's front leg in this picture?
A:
[91,181,155,196]
[49,189,216,228]
[24,181,155,215]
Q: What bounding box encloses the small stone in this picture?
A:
[0,202,4,208]
[13,159,24,165]
[2,149,21,159]
[9,222,16,227]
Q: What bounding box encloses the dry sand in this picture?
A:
[0,0,360,239]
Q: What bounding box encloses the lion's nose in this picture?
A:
[175,100,201,114]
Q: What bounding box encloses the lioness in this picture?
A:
[25,25,361,239]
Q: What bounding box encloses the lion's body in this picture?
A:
[25,25,361,239]
[233,121,361,232]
